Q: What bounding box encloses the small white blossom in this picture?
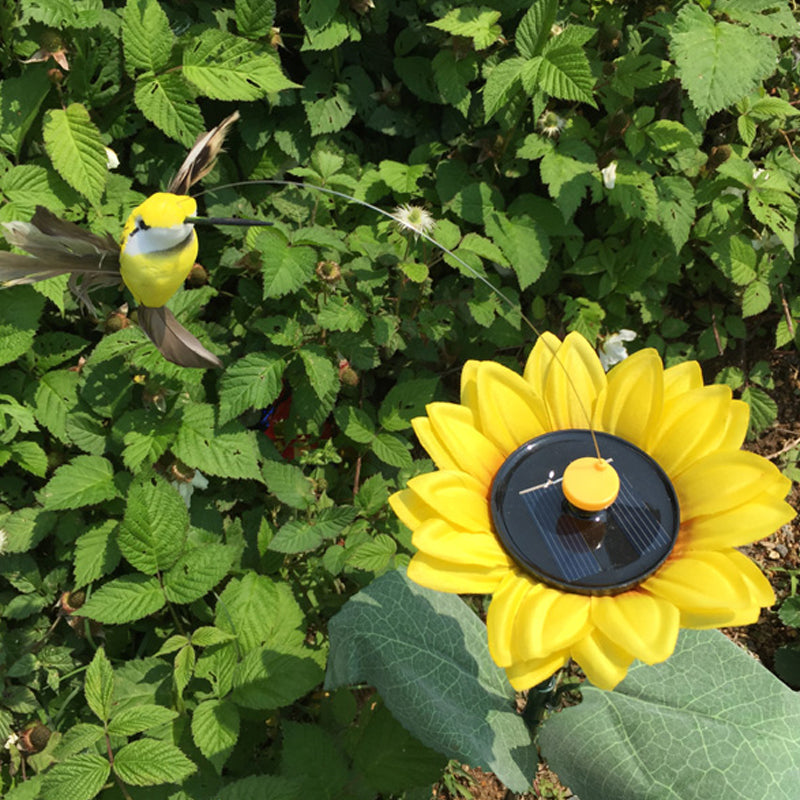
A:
[393,204,436,238]
[752,167,768,181]
[0,528,7,555]
[4,732,18,750]
[601,161,617,190]
[105,147,119,170]
[538,111,566,139]
[598,329,637,371]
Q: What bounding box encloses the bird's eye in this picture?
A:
[137,218,150,231]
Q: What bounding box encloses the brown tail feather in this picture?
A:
[137,305,222,369]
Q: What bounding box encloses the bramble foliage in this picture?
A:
[1,1,799,798]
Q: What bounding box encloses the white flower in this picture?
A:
[4,732,18,750]
[105,147,119,170]
[538,111,566,138]
[393,204,436,238]
[0,528,7,555]
[601,161,617,189]
[598,329,637,371]
[752,168,768,181]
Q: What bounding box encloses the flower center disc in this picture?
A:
[490,430,680,596]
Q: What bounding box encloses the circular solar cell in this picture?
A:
[490,430,680,596]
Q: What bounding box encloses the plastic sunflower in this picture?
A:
[390,332,795,690]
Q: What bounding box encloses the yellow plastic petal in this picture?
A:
[412,518,512,568]
[673,450,791,520]
[459,360,481,424]
[506,651,569,691]
[571,629,635,690]
[427,402,505,488]
[663,360,703,401]
[475,361,548,455]
[405,471,492,531]
[717,399,749,452]
[643,549,769,628]
[681,493,795,549]
[412,417,460,473]
[513,582,592,660]
[649,385,735,477]
[593,349,663,449]
[543,332,607,430]
[408,552,508,594]
[523,331,564,395]
[591,590,679,665]
[389,488,436,532]
[487,572,530,667]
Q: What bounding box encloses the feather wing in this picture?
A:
[137,305,222,369]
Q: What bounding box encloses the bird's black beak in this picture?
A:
[185,216,273,227]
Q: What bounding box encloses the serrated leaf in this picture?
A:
[38,455,119,510]
[118,475,188,574]
[9,440,47,477]
[79,575,165,624]
[235,0,276,38]
[428,6,502,50]
[262,459,315,510]
[268,519,325,554]
[113,738,196,786]
[163,544,235,604]
[192,699,240,774]
[539,630,800,800]
[325,569,535,793]
[219,353,285,425]
[119,409,181,472]
[748,188,797,255]
[315,295,368,332]
[779,595,800,628]
[485,211,549,289]
[174,643,196,697]
[281,722,348,799]
[707,235,757,286]
[516,0,558,59]
[122,0,173,73]
[742,385,778,435]
[33,369,79,443]
[655,175,696,252]
[51,724,105,761]
[671,5,778,119]
[108,704,178,736]
[84,647,114,723]
[74,520,121,588]
[191,626,235,647]
[0,68,52,158]
[346,534,397,573]
[298,347,338,401]
[42,754,111,800]
[183,29,297,100]
[232,646,323,709]
[742,280,771,317]
[715,0,798,36]
[539,143,595,220]
[334,405,375,444]
[253,229,316,298]
[372,433,412,468]
[134,72,204,147]
[42,104,107,204]
[0,287,45,368]
[538,40,596,104]
[483,57,524,121]
[174,404,263,482]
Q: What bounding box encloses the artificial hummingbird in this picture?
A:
[0,111,269,369]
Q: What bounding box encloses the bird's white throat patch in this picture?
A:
[125,221,194,257]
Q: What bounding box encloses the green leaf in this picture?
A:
[191,626,236,647]
[268,519,325,554]
[715,0,797,36]
[428,6,502,50]
[214,774,304,800]
[298,346,338,401]
[42,754,111,800]
[52,724,105,760]
[108,704,178,736]
[183,29,297,100]
[38,455,120,511]
[654,176,696,252]
[174,404,263,482]
[236,0,276,38]
[315,295,368,332]
[516,0,558,59]
[346,534,397,573]
[326,569,535,793]
[42,104,107,204]
[779,595,800,628]
[174,643,196,697]
[84,647,114,724]
[232,646,323,709]
[372,433,412,468]
[707,235,757,286]
[483,57,524,121]
[9,440,47,477]
[742,280,771,317]
[670,5,778,120]
[539,629,800,800]
[748,188,797,255]
[280,722,349,799]
[253,228,316,298]
[122,0,173,74]
[485,212,549,289]
[134,72,204,147]
[33,369,79,443]
[219,353,285,425]
[742,385,778,436]
[112,738,197,786]
[118,475,188,574]
[163,544,236,604]
[538,40,596,105]
[191,699,240,774]
[79,575,165,624]
[775,644,800,688]
[262,460,315,510]
[0,68,52,157]
[539,142,596,220]
[0,287,45,368]
[74,520,121,588]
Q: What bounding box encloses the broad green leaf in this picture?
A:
[315,295,368,332]
[174,643,196,697]
[0,164,66,221]
[51,724,105,760]
[118,475,188,574]
[346,534,397,573]
[191,698,240,774]
[215,774,304,800]
[298,346,338,401]
[654,176,696,252]
[232,646,323,709]
[436,160,504,224]
[742,280,771,317]
[219,353,285,425]
[377,160,428,195]
[742,385,778,436]
[74,521,121,588]
[191,626,236,647]
[779,596,800,628]
[334,406,375,444]
[235,0,276,38]
[715,0,797,36]
[0,67,52,157]
[483,57,524,121]
[42,104,107,204]
[372,433,412,468]
[670,5,778,119]
[262,460,315,510]
[38,455,119,510]
[748,188,797,255]
[516,0,557,58]
[112,738,197,786]
[325,569,536,793]
[1,507,55,553]
[183,30,297,100]
[268,519,325,554]
[122,0,173,74]
[252,228,316,298]
[538,40,596,105]
[162,544,236,604]
[41,754,111,800]
[707,235,757,286]
[280,722,349,800]
[428,6,502,50]
[33,369,79,444]
[84,647,114,723]
[9,440,47,477]
[539,630,800,800]
[539,143,596,220]
[174,404,263,482]
[485,211,549,289]
[0,287,45,368]
[134,72,204,147]
[79,575,165,624]
[118,409,181,472]
[108,704,178,736]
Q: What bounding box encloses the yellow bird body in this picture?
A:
[119,192,199,308]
